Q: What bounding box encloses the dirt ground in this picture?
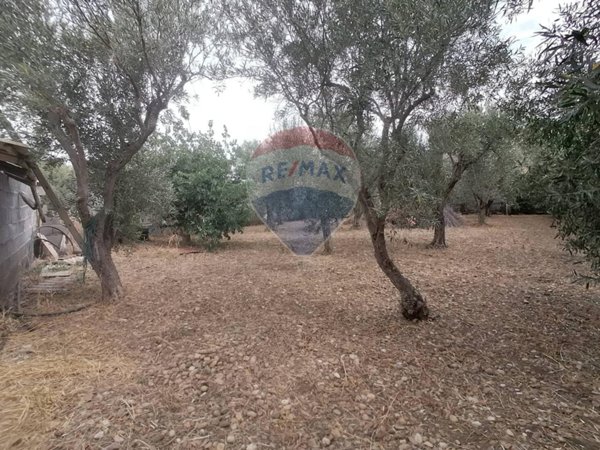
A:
[1,215,599,450]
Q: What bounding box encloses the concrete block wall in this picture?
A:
[0,172,37,308]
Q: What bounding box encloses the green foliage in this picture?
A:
[169,129,251,249]
[421,108,515,229]
[39,162,78,215]
[516,0,600,275]
[232,0,521,230]
[446,114,522,212]
[113,149,175,240]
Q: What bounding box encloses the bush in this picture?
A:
[171,145,250,249]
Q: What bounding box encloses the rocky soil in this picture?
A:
[1,215,598,450]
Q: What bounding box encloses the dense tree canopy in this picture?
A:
[513,0,600,278]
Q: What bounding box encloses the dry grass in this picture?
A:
[0,310,134,449]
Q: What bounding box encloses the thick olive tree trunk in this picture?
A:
[474,195,491,225]
[87,212,123,300]
[478,207,486,225]
[430,203,447,248]
[360,190,429,320]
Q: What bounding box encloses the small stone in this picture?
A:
[439,443,448,449]
[93,430,104,439]
[246,444,258,450]
[246,410,257,418]
[168,430,176,437]
[215,443,225,450]
[424,442,434,448]
[200,385,209,392]
[410,433,423,445]
[226,434,235,443]
[449,415,458,423]
[471,421,482,427]
[506,429,515,437]
[321,437,331,447]
[113,435,124,443]
[486,416,496,422]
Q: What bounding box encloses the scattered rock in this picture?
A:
[321,436,331,447]
[410,433,423,445]
[246,444,258,450]
[226,434,235,443]
[93,430,104,439]
[449,415,458,423]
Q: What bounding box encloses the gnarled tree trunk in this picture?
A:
[360,189,429,320]
[430,203,447,248]
[478,207,486,225]
[85,211,123,301]
[474,194,489,225]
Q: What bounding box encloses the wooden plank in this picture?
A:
[28,161,84,248]
[38,232,59,260]
[0,152,24,166]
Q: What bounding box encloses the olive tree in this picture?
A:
[230,0,521,319]
[427,109,514,246]
[511,0,599,278]
[454,142,522,224]
[0,0,218,300]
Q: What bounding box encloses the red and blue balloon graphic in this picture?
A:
[247,127,361,255]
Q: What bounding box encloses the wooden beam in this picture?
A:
[27,161,84,248]
[0,160,28,180]
[29,182,46,222]
[0,152,24,166]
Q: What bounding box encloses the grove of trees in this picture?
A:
[0,0,598,316]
